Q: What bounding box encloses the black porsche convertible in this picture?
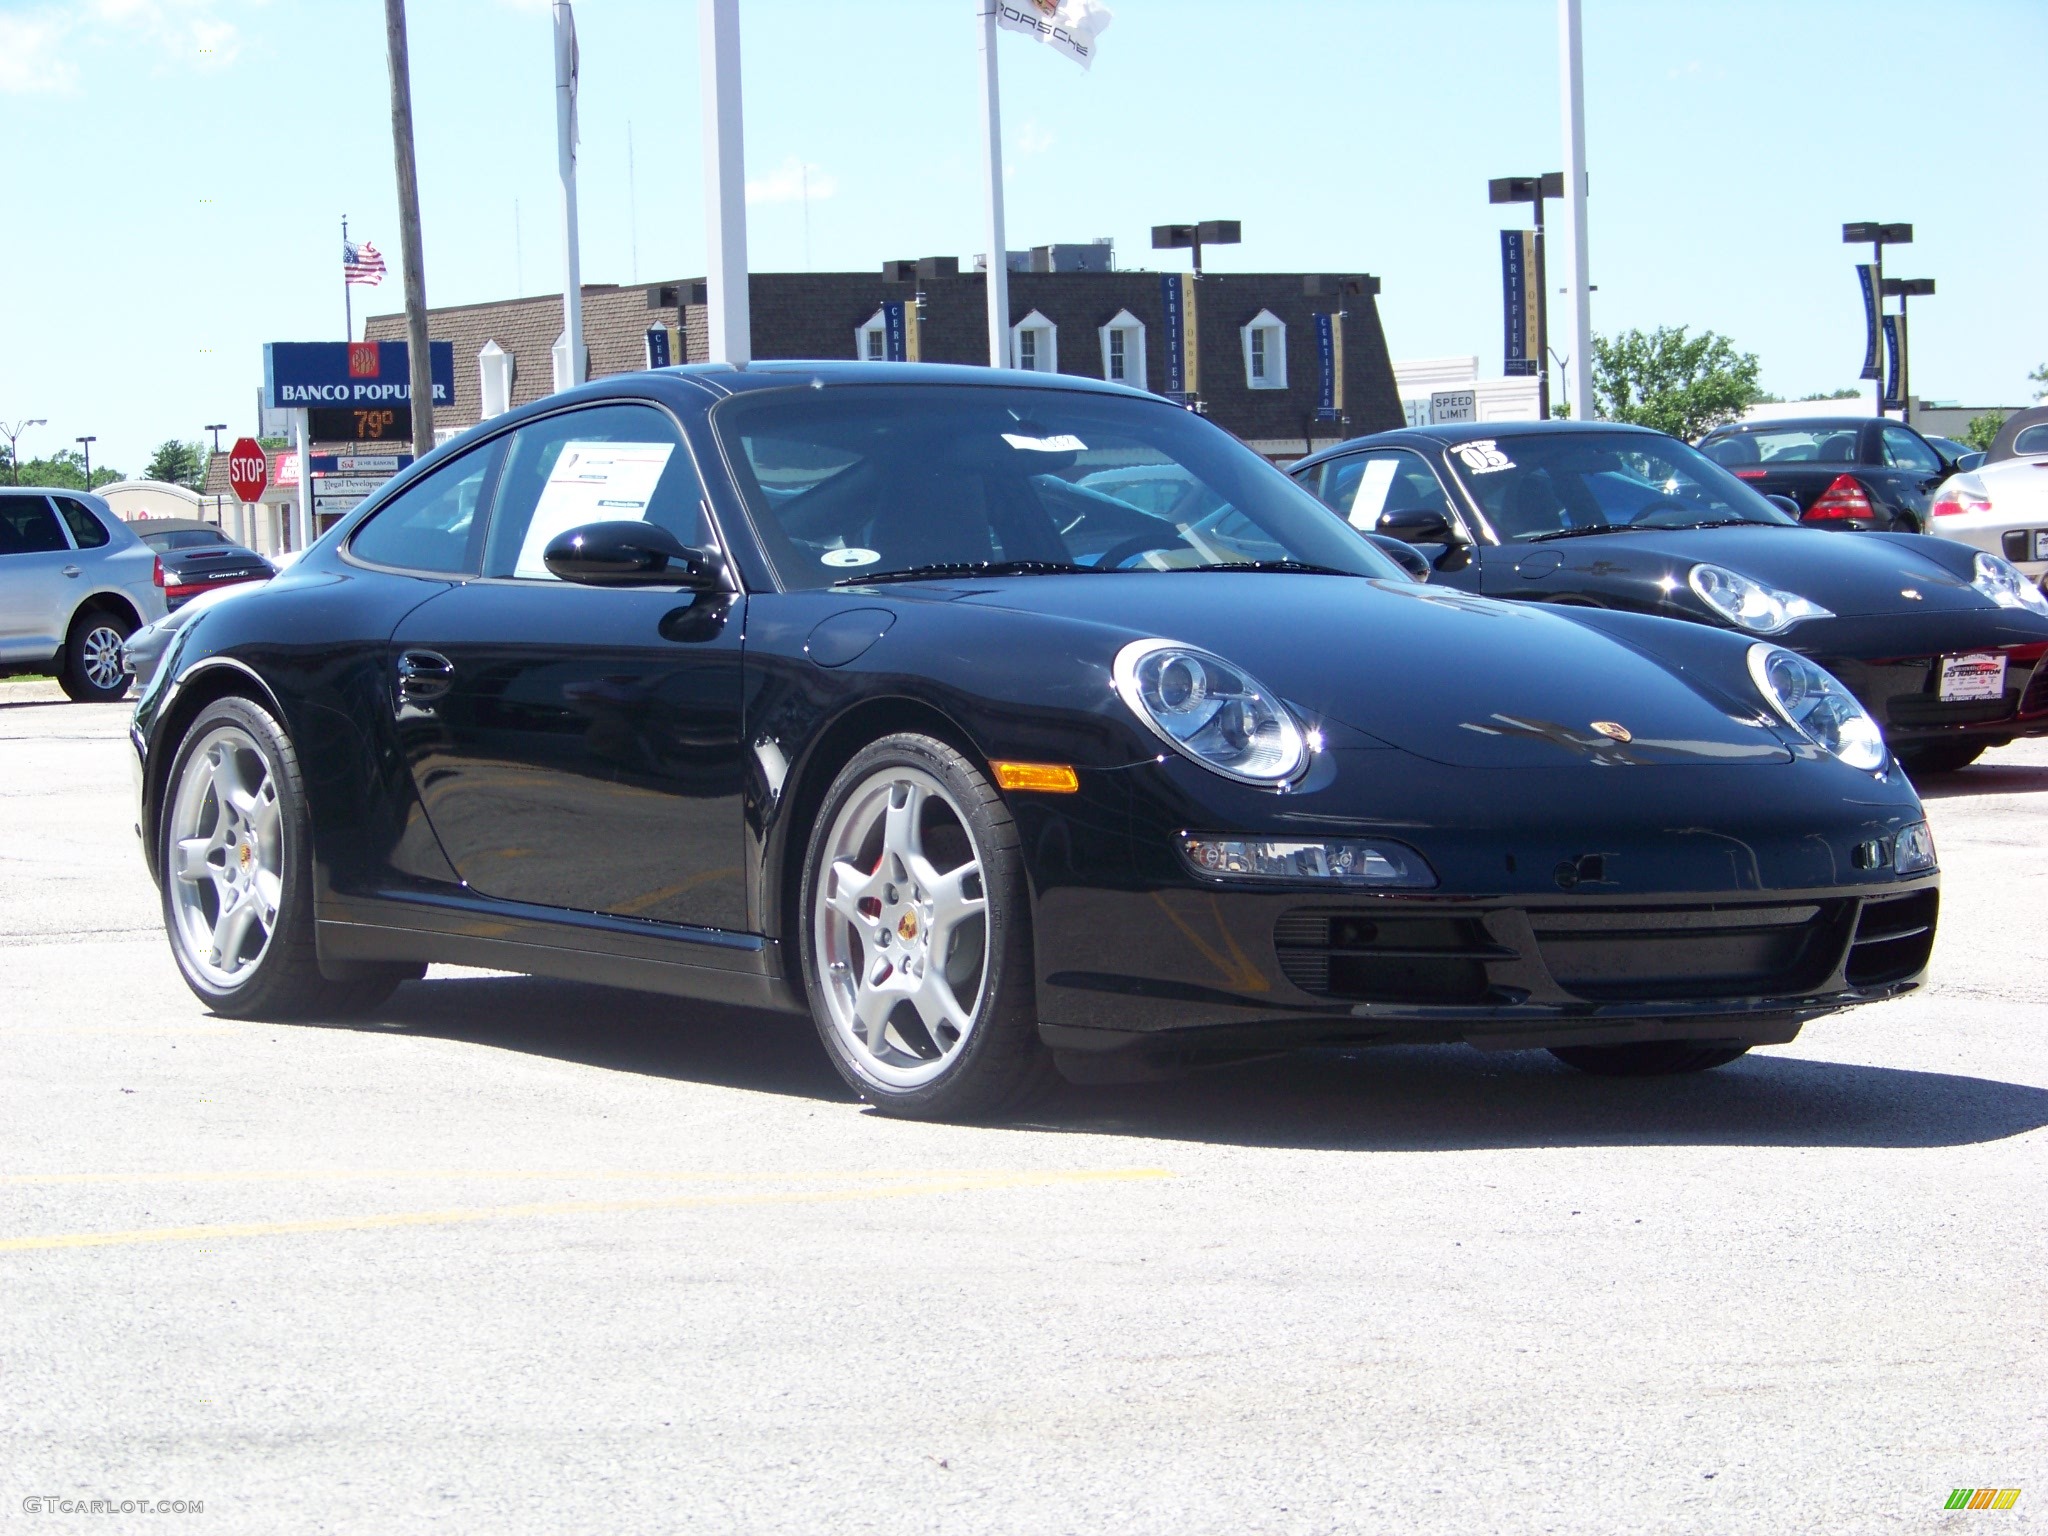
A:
[1291,421,2048,775]
[133,365,1937,1119]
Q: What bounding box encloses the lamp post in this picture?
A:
[1880,277,1933,424]
[1150,220,1240,276]
[76,436,96,489]
[3,418,46,485]
[1490,173,1564,418]
[1843,222,1911,417]
[204,423,228,526]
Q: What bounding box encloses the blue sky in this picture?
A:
[2,0,2042,470]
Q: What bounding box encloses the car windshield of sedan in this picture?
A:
[1442,432,1797,542]
[714,383,1404,589]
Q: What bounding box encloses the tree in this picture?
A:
[3,450,123,490]
[143,439,205,489]
[1799,388,1864,401]
[1964,412,2006,453]
[2031,363,2047,401]
[1592,326,1764,441]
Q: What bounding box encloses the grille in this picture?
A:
[1530,903,1847,1003]
[1274,910,1505,1004]
[1888,692,2015,728]
[1844,889,1938,986]
[2020,659,2048,717]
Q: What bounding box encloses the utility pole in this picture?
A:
[384,0,435,452]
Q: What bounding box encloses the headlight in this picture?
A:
[1689,563,1833,634]
[1182,835,1436,888]
[1747,643,1886,772]
[1971,551,2048,616]
[1112,638,1307,785]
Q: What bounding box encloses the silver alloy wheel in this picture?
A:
[813,765,990,1090]
[79,624,126,691]
[167,724,283,989]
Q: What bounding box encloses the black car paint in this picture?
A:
[133,368,1936,1062]
[1292,421,2048,752]
[1695,417,1954,532]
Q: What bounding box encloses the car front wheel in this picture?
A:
[58,610,134,702]
[799,733,1050,1119]
[160,695,408,1019]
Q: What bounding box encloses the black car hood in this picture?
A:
[932,573,1792,769]
[1527,525,1987,620]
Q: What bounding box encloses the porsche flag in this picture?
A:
[993,0,1113,69]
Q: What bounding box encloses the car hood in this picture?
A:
[1527,525,1987,619]
[940,573,1792,769]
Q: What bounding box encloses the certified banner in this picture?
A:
[1500,230,1539,378]
[1159,273,1198,404]
[1313,313,1343,421]
[1882,312,1907,409]
[1858,264,1881,381]
[883,301,908,363]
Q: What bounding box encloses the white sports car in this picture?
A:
[1929,408,2048,589]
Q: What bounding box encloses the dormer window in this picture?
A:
[1010,310,1057,373]
[855,309,889,362]
[1241,310,1288,389]
[1098,309,1146,390]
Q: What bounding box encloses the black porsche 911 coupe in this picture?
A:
[1291,421,2048,775]
[132,365,1937,1119]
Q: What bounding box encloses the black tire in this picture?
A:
[1550,1041,1750,1077]
[1894,740,1986,776]
[158,694,408,1020]
[797,733,1053,1120]
[1888,513,1920,534]
[57,608,134,703]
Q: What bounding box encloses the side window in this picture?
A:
[0,494,69,555]
[1881,426,1941,473]
[1317,451,1453,530]
[55,498,112,549]
[348,442,499,574]
[483,403,702,580]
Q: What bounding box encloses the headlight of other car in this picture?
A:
[1113,638,1307,786]
[1970,551,2048,616]
[1689,563,1833,634]
[1747,643,1886,772]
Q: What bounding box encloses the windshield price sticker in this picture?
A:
[1939,652,2007,703]
[513,441,677,579]
[1454,440,1515,474]
[822,547,881,568]
[1002,432,1087,453]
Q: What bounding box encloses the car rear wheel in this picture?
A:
[58,610,134,703]
[1894,740,1986,775]
[1549,1041,1750,1076]
[160,696,409,1019]
[799,733,1051,1119]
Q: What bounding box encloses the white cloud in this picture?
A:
[1015,119,1055,157]
[0,0,244,93]
[0,12,80,93]
[746,156,837,206]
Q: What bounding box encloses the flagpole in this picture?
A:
[554,1,585,387]
[342,215,352,341]
[701,0,751,364]
[978,1,1009,368]
[1559,0,1593,419]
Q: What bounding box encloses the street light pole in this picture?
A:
[1881,277,1934,422]
[3,418,46,485]
[205,423,228,526]
[76,436,96,489]
[1150,220,1241,278]
[1842,222,1911,418]
[1490,174,1563,419]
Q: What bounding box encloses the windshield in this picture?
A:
[1699,426,1859,467]
[1441,431,1796,542]
[143,529,231,551]
[713,383,1404,589]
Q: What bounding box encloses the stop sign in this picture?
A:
[227,437,268,502]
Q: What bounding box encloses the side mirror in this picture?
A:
[1763,494,1802,517]
[1956,451,1986,472]
[1376,506,1462,547]
[1362,532,1430,582]
[542,521,727,591]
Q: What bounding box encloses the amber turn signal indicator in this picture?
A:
[990,761,1080,793]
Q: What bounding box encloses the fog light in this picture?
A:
[1180,835,1436,888]
[1893,821,1937,875]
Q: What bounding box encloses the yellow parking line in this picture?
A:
[0,1169,1172,1253]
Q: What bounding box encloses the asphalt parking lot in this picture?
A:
[3,678,2043,1534]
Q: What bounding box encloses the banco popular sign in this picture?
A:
[263,341,455,409]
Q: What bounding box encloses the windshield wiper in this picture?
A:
[1525,524,1649,541]
[1643,518,1781,531]
[830,559,1096,587]
[1163,559,1361,576]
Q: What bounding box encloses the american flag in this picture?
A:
[343,238,387,286]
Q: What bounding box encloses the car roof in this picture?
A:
[656,359,1153,400]
[1704,417,1881,435]
[1293,418,1667,471]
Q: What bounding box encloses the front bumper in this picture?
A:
[1822,647,2048,744]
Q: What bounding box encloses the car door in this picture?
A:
[1298,448,1482,591]
[0,493,79,660]
[388,400,748,932]
[1878,425,1947,524]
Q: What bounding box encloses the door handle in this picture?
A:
[395,649,454,704]
[61,565,80,578]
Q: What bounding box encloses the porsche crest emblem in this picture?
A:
[1590,721,1633,743]
[898,911,920,941]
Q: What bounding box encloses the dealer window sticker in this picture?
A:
[1454,440,1516,474]
[1348,458,1400,529]
[513,440,677,579]
[821,547,881,568]
[1002,432,1088,453]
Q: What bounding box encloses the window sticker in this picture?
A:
[1454,440,1515,475]
[1002,432,1088,453]
[1349,458,1400,529]
[821,547,880,568]
[513,440,677,578]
